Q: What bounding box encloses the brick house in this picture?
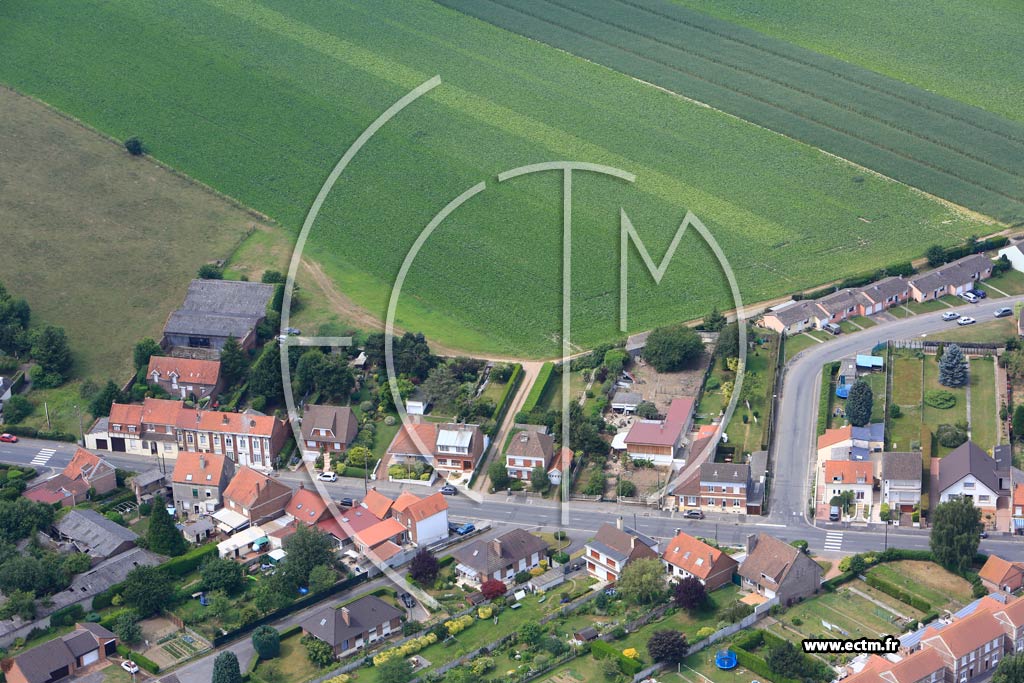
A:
[919,609,1006,682]
[385,422,485,475]
[24,448,116,507]
[390,491,449,546]
[908,253,993,302]
[738,534,821,605]
[823,460,875,507]
[583,519,659,582]
[451,528,548,586]
[856,276,910,316]
[3,623,117,683]
[505,430,553,482]
[300,405,359,459]
[286,486,330,526]
[661,531,737,590]
[698,462,751,514]
[171,451,233,518]
[147,356,223,401]
[221,466,293,526]
[301,595,403,658]
[979,555,1024,594]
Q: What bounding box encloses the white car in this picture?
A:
[121,661,140,674]
[961,291,980,303]
[957,316,977,326]
[941,311,959,321]
[317,471,337,482]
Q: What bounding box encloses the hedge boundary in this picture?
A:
[521,362,554,414]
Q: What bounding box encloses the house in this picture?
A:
[997,243,1024,272]
[171,451,233,519]
[54,509,138,561]
[385,422,485,475]
[221,466,293,527]
[286,486,330,526]
[979,555,1024,594]
[622,397,695,466]
[24,448,117,507]
[583,519,659,582]
[698,463,751,514]
[162,279,276,354]
[856,276,910,316]
[317,507,382,551]
[353,517,408,560]
[505,430,554,482]
[661,531,738,591]
[823,460,874,507]
[3,623,117,683]
[881,452,923,513]
[451,528,548,586]
[86,397,182,457]
[300,405,359,459]
[300,595,403,658]
[937,441,1009,511]
[390,491,449,546]
[610,391,642,413]
[817,424,883,461]
[1014,484,1024,536]
[811,288,862,327]
[760,300,817,335]
[908,253,993,302]
[547,447,573,487]
[844,649,945,683]
[128,468,170,505]
[738,534,822,605]
[147,356,222,401]
[361,489,396,519]
[918,608,1006,682]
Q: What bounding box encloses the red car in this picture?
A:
[0,433,17,443]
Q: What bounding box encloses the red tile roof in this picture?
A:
[386,423,438,457]
[625,396,696,447]
[548,447,573,474]
[400,492,448,522]
[63,448,113,483]
[148,357,221,386]
[177,408,280,437]
[107,403,143,433]
[824,460,874,484]
[922,609,1005,659]
[361,489,395,519]
[222,467,291,509]
[316,508,381,541]
[368,540,403,562]
[286,487,329,524]
[662,531,737,581]
[141,397,187,426]
[390,491,421,515]
[882,649,944,683]
[1014,482,1024,509]
[817,426,853,450]
[172,451,228,486]
[355,517,406,548]
[979,555,1024,588]
[665,397,696,424]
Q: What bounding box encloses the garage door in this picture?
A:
[80,649,99,666]
[94,438,108,450]
[111,437,126,452]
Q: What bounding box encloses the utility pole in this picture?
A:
[74,405,84,446]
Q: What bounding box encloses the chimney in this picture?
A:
[199,455,206,470]
[616,516,623,531]
[490,538,502,557]
[222,414,229,425]
[746,534,758,554]
[340,606,351,626]
[255,481,260,495]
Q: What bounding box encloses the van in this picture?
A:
[829,506,841,522]
[823,322,842,336]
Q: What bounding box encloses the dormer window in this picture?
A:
[185,474,193,481]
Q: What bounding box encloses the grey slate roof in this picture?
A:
[749,451,768,479]
[767,301,817,326]
[994,444,1013,471]
[814,288,861,316]
[452,528,548,575]
[55,509,138,558]
[938,441,1002,494]
[301,595,403,648]
[909,254,992,294]
[49,548,163,612]
[164,279,274,339]
[700,462,749,484]
[882,452,922,482]
[859,276,908,302]
[611,391,642,407]
[131,468,167,488]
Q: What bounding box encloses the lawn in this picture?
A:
[863,371,887,423]
[618,585,741,654]
[769,585,912,642]
[969,356,998,451]
[251,633,321,683]
[784,333,823,363]
[0,87,266,382]
[922,357,967,442]
[538,370,590,414]
[0,1,987,359]
[892,353,923,406]
[888,406,922,452]
[724,332,779,454]
[931,317,1018,344]
[980,270,1024,296]
[907,299,951,315]
[673,653,776,683]
[17,380,90,438]
[866,561,973,611]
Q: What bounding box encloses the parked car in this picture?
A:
[961,291,980,303]
[829,506,841,522]
[970,289,987,299]
[0,433,17,443]
[941,311,960,321]
[400,592,416,608]
[339,497,354,508]
[822,322,842,336]
[683,509,704,519]
[957,316,977,326]
[994,307,1013,318]
[317,471,337,482]
[440,485,458,496]
[455,523,476,535]
[980,531,989,539]
[121,661,140,674]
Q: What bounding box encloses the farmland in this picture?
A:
[440,0,1024,223]
[0,0,985,358]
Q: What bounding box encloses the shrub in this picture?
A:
[252,625,281,660]
[924,390,957,409]
[936,422,969,448]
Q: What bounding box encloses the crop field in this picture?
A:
[440,0,1024,223]
[0,0,986,358]
[668,0,1024,127]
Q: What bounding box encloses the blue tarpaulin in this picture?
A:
[856,354,884,369]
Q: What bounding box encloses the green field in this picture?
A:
[931,317,1018,344]
[669,0,1024,127]
[440,0,1024,222]
[0,0,987,358]
[969,356,998,451]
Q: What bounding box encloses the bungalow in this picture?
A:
[936,441,1010,512]
[300,405,359,459]
[171,451,233,519]
[881,452,923,513]
[220,466,293,527]
[385,422,485,475]
[661,531,737,591]
[760,300,817,336]
[583,519,659,582]
[162,278,276,354]
[823,460,874,510]
[505,430,554,482]
[738,533,821,605]
[390,491,449,546]
[979,555,1024,594]
[3,623,117,683]
[908,253,993,302]
[25,448,116,507]
[547,446,573,487]
[147,356,222,401]
[622,397,695,466]
[811,288,862,327]
[301,595,403,659]
[451,528,548,586]
[855,276,910,316]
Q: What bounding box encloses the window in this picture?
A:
[205,489,212,498]
[191,488,198,497]
[733,499,741,507]
[964,481,975,489]
[225,436,232,447]
[187,433,194,443]
[199,434,208,445]
[128,425,137,433]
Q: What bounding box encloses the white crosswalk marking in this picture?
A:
[30,448,56,466]
[823,531,843,552]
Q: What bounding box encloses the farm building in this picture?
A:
[610,391,642,413]
[162,279,275,354]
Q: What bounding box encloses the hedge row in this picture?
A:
[163,543,218,577]
[0,424,77,442]
[816,361,839,436]
[733,646,800,683]
[939,236,1009,263]
[521,362,555,414]
[591,640,643,676]
[491,364,523,426]
[117,644,160,674]
[796,261,916,301]
[866,571,931,612]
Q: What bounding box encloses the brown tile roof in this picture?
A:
[661,531,737,581]
[24,476,87,504]
[177,408,280,437]
[994,594,1024,628]
[107,402,143,433]
[300,405,359,445]
[317,508,381,541]
[880,648,944,683]
[590,523,659,565]
[738,534,808,587]
[386,423,438,457]
[881,452,922,482]
[64,448,114,483]
[506,430,554,463]
[399,492,448,522]
[548,447,573,474]
[286,487,329,524]
[171,451,228,486]
[922,609,1005,659]
[368,540,403,562]
[355,518,406,548]
[979,555,1024,587]
[141,397,187,426]
[222,466,291,509]
[845,655,890,683]
[361,489,395,519]
[148,357,221,386]
[817,426,853,450]
[824,460,874,484]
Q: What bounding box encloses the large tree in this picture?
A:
[30,325,72,382]
[280,525,335,590]
[201,557,245,595]
[845,379,873,427]
[420,364,462,407]
[930,496,981,573]
[488,461,510,491]
[120,565,173,617]
[672,577,707,611]
[409,549,440,586]
[212,651,243,683]
[248,343,283,403]
[147,495,188,556]
[643,325,704,372]
[702,307,727,332]
[133,338,163,369]
[994,653,1024,683]
[939,344,968,387]
[376,656,414,683]
[365,332,436,381]
[617,558,667,605]
[647,629,688,665]
[219,336,248,385]
[251,625,281,660]
[89,380,123,418]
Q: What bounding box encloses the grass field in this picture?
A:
[892,353,923,406]
[969,356,998,450]
[770,584,914,643]
[931,317,1018,344]
[784,332,825,362]
[668,0,1024,126]
[867,561,973,611]
[0,87,264,381]
[440,0,1024,222]
[0,0,988,359]
[980,270,1024,296]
